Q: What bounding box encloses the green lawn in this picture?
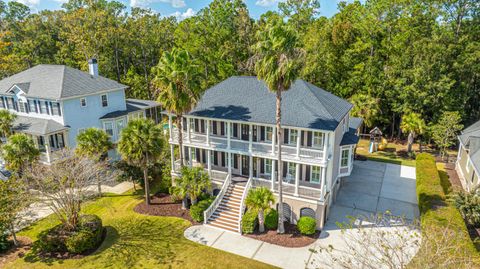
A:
[6,191,275,269]
[356,138,416,167]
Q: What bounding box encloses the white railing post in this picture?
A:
[204,174,231,224]
[296,130,301,158]
[323,132,328,160]
[228,152,232,177]
[249,155,253,179]
[238,177,253,233]
[207,149,212,176]
[271,160,275,190]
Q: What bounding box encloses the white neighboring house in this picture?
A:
[456,120,480,191]
[0,59,162,164]
[167,76,362,232]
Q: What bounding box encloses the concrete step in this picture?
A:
[207,221,239,233]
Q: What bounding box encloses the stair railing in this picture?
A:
[238,177,253,233]
[204,174,231,224]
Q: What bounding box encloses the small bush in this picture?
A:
[454,191,480,226]
[190,198,213,222]
[65,230,97,254]
[242,210,258,234]
[264,209,278,230]
[297,216,316,235]
[0,228,11,252]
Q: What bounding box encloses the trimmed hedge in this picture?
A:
[411,153,480,266]
[297,216,316,235]
[190,198,214,222]
[264,209,278,230]
[242,210,258,234]
[35,214,104,254]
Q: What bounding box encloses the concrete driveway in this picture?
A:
[330,160,419,225]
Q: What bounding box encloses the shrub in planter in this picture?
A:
[264,209,278,230]
[297,216,316,235]
[190,198,214,222]
[242,210,258,234]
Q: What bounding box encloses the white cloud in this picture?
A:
[255,0,283,7]
[15,0,40,7]
[170,8,196,21]
[130,0,185,8]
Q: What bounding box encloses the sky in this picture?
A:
[10,0,347,20]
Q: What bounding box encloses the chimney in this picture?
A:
[88,58,99,77]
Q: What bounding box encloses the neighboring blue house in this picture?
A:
[0,59,161,164]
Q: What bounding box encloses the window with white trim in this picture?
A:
[313,132,324,148]
[341,148,349,167]
[289,129,298,145]
[265,159,272,174]
[80,98,87,107]
[287,162,296,179]
[18,100,27,113]
[103,121,114,136]
[266,126,273,142]
[311,166,321,184]
[101,94,108,107]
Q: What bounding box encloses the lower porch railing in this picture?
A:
[238,177,252,233]
[204,174,231,224]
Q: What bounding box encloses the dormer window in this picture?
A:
[80,98,87,107]
[18,100,27,113]
[101,94,108,107]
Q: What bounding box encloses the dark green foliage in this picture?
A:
[34,214,104,254]
[264,209,278,230]
[454,191,480,227]
[0,225,11,252]
[189,197,214,222]
[241,210,258,234]
[297,216,316,235]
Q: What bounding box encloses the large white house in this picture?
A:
[0,59,161,164]
[456,120,480,191]
[167,76,362,232]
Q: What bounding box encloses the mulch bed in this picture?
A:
[134,193,200,224]
[443,162,463,191]
[244,222,319,248]
[0,236,32,267]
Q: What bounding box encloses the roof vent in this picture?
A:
[88,58,99,77]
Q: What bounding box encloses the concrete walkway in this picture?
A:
[184,225,316,269]
[184,161,421,269]
[17,181,134,231]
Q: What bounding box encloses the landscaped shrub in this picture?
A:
[241,210,258,234]
[190,198,214,222]
[454,191,480,226]
[297,216,316,235]
[416,153,445,214]
[34,214,104,254]
[0,226,11,252]
[264,209,278,230]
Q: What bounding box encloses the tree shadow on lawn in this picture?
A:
[23,217,186,268]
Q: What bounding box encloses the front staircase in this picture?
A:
[206,183,245,232]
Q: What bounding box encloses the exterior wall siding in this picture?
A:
[457,144,479,191]
[62,89,127,147]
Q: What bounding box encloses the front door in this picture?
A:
[241,155,249,176]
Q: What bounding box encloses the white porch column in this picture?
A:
[186,117,191,143]
[271,160,276,190]
[227,122,231,150]
[206,119,210,146]
[168,114,173,142]
[207,149,212,176]
[323,132,329,161]
[170,144,175,172]
[249,155,253,179]
[295,163,300,196]
[45,136,51,163]
[320,166,327,201]
[249,124,253,153]
[296,130,301,158]
[228,152,232,177]
[271,126,276,156]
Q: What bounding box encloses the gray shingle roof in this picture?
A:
[459,119,480,173]
[189,76,353,131]
[340,117,363,146]
[13,116,68,136]
[100,99,161,119]
[0,65,127,100]
[349,117,363,130]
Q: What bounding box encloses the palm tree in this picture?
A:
[0,110,16,140]
[1,133,40,176]
[245,187,275,233]
[349,93,380,133]
[400,112,426,153]
[253,17,304,233]
[76,128,113,195]
[176,166,211,207]
[152,48,203,167]
[117,119,163,205]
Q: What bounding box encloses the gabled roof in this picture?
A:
[0,65,127,100]
[459,119,480,173]
[189,76,353,131]
[12,115,68,136]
